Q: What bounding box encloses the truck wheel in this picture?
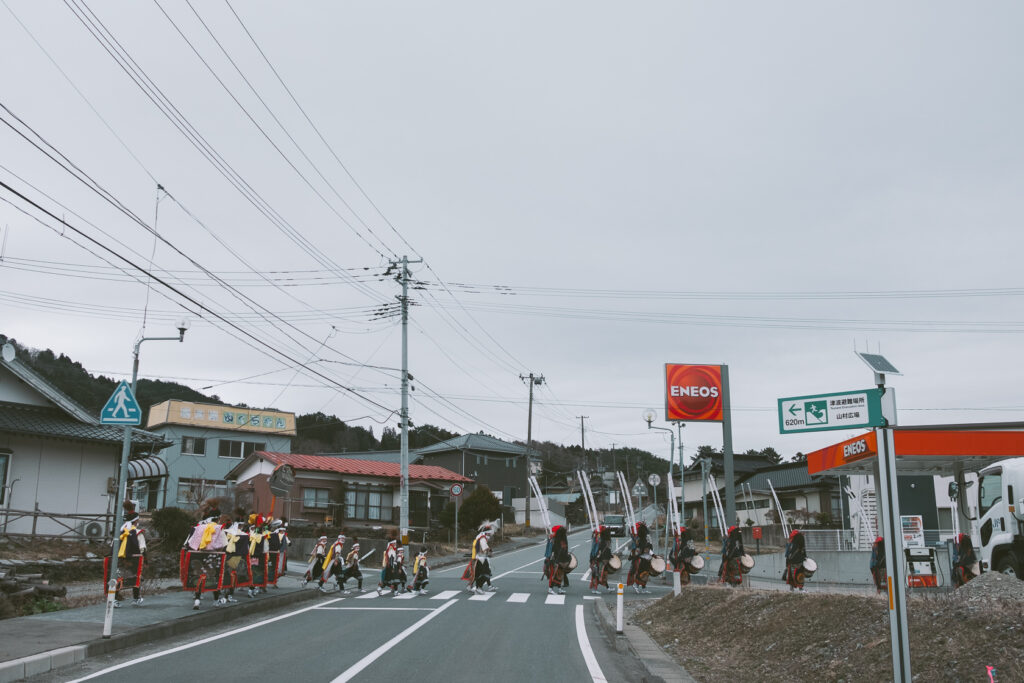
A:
[995,552,1020,578]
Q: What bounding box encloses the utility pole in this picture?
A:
[520,373,544,529]
[394,255,422,545]
[577,415,588,471]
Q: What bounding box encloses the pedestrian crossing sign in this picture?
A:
[100,380,142,425]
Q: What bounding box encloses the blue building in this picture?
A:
[144,400,295,510]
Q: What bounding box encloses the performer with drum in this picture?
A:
[670,526,699,585]
[378,538,400,595]
[547,525,572,595]
[589,526,614,593]
[222,517,250,603]
[869,536,886,593]
[952,533,978,588]
[784,529,807,591]
[719,525,745,586]
[627,522,655,594]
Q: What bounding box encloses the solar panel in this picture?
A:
[857,352,901,375]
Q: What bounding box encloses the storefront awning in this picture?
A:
[128,456,168,479]
[806,424,1024,477]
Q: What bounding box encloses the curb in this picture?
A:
[591,597,697,683]
[0,589,318,683]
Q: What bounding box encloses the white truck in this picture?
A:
[974,458,1024,577]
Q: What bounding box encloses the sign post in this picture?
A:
[450,483,463,552]
[665,364,735,527]
[778,389,884,434]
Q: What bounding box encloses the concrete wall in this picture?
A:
[0,434,116,536]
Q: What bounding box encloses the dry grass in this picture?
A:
[635,584,1023,682]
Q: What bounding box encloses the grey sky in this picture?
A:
[2,1,1022,464]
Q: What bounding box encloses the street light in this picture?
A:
[103,322,189,637]
[643,410,675,552]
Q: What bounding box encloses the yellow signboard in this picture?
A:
[147,400,296,435]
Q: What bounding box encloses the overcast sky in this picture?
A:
[2,1,1022,465]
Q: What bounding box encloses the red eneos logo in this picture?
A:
[665,364,724,422]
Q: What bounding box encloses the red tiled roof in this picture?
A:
[257,452,472,483]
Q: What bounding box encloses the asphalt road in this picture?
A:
[42,532,665,683]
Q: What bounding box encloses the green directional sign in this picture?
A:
[778,388,883,434]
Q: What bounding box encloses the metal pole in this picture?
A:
[616,583,624,633]
[104,330,184,637]
[876,382,911,682]
[701,457,710,564]
[720,364,736,528]
[677,424,686,524]
[400,256,410,546]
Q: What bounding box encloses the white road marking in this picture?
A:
[431,590,461,600]
[331,600,457,683]
[583,596,599,600]
[392,591,418,599]
[575,604,607,682]
[492,542,583,581]
[544,594,566,605]
[468,591,495,601]
[309,610,434,614]
[506,592,530,603]
[356,590,381,599]
[66,598,345,682]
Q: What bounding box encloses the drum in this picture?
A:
[649,555,666,576]
[607,555,622,573]
[567,553,578,571]
[686,554,704,574]
[740,554,755,574]
[803,557,817,578]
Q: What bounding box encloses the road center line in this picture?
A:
[67,597,345,682]
[574,604,607,682]
[331,599,457,683]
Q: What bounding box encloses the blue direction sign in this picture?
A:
[778,388,883,434]
[100,380,142,425]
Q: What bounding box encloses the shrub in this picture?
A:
[149,507,195,548]
[441,485,501,532]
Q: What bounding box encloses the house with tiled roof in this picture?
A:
[225,451,472,530]
[414,433,540,504]
[0,343,171,538]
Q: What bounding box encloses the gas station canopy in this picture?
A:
[805,422,1024,477]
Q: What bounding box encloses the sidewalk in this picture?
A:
[0,535,542,682]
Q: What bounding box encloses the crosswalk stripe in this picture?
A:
[506,593,529,603]
[545,594,566,605]
[431,590,461,600]
[356,591,381,599]
[468,591,495,601]
[392,592,418,600]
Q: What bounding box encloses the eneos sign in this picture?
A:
[665,364,724,422]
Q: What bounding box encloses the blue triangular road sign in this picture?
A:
[100,380,142,425]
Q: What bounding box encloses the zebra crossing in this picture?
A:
[321,588,602,607]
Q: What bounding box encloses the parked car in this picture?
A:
[603,514,627,537]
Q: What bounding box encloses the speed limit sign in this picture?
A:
[450,483,464,497]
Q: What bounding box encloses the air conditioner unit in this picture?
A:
[77,520,105,539]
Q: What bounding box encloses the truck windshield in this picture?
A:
[979,469,1003,516]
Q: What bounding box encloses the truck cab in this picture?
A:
[976,459,1024,577]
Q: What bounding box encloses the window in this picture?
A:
[979,469,1003,516]
[779,497,797,510]
[218,440,266,459]
[181,437,206,456]
[0,450,9,505]
[303,488,330,510]
[176,478,229,506]
[344,485,393,522]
